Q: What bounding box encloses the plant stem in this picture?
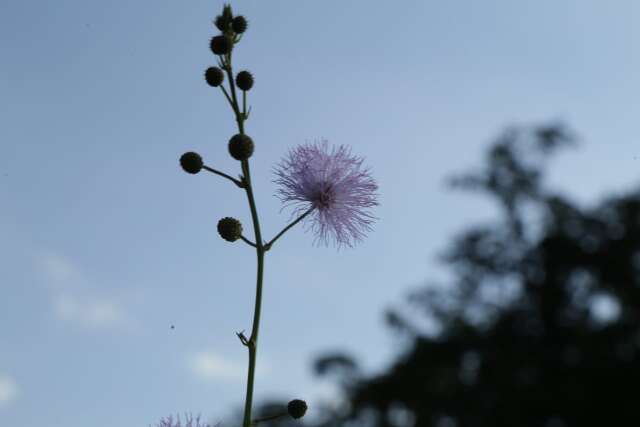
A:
[202,165,244,188]
[264,207,314,251]
[240,235,257,248]
[222,49,265,427]
[251,411,288,425]
[241,159,265,427]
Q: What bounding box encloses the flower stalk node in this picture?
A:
[236,330,250,346]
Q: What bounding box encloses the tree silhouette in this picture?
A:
[308,123,640,426]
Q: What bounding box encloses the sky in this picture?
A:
[1,0,639,426]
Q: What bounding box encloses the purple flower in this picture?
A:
[152,413,215,427]
[273,140,379,247]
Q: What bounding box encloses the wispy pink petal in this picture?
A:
[273,140,379,247]
[152,413,215,427]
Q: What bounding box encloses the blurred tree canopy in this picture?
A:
[254,123,640,427]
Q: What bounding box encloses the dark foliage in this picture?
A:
[306,123,640,427]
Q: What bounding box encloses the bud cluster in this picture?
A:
[208,5,250,58]
[180,5,261,243]
[214,5,248,35]
[205,5,254,94]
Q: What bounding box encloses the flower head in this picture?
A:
[152,413,214,427]
[273,140,379,247]
[288,399,308,419]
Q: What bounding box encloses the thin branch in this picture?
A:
[243,90,247,117]
[251,412,287,426]
[220,47,266,427]
[202,165,244,188]
[219,86,234,110]
[264,207,314,251]
[236,330,249,347]
[240,235,257,248]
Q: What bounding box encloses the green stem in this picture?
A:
[240,159,265,427]
[243,90,247,117]
[222,48,265,427]
[251,411,288,425]
[219,85,234,110]
[240,235,257,248]
[202,165,243,188]
[264,207,314,251]
[243,249,263,427]
[224,51,244,133]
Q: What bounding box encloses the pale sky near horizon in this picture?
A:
[1,1,639,426]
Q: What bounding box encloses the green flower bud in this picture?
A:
[235,71,254,91]
[210,35,233,55]
[205,67,224,87]
[214,15,230,32]
[232,16,248,34]
[180,152,203,174]
[228,134,254,161]
[217,217,242,242]
[222,4,233,22]
[287,399,307,419]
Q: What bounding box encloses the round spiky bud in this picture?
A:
[217,217,242,242]
[232,16,248,34]
[180,152,203,174]
[228,134,254,161]
[205,67,224,87]
[214,15,230,32]
[210,35,232,55]
[287,400,307,419]
[235,71,254,91]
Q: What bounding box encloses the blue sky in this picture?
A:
[1,1,639,426]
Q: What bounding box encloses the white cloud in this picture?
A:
[37,252,132,330]
[53,294,129,328]
[190,351,245,381]
[189,350,270,383]
[39,252,83,289]
[0,375,18,407]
